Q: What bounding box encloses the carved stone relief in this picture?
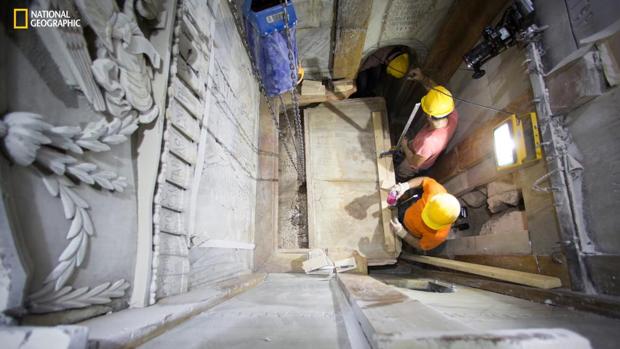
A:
[167,100,201,142]
[1,0,164,314]
[0,112,131,313]
[76,0,161,123]
[151,0,216,302]
[155,182,186,212]
[167,127,198,165]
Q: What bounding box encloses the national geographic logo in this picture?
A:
[13,8,28,29]
[13,8,81,30]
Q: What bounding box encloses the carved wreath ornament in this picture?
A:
[0,0,163,313]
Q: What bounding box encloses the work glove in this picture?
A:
[390,182,410,200]
[390,217,407,239]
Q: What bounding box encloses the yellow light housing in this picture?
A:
[493,113,542,171]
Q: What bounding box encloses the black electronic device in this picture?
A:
[463,0,535,79]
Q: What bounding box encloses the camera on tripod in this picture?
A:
[463,0,535,79]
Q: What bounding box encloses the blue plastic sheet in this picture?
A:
[243,1,299,97]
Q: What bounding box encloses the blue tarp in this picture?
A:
[243,1,299,97]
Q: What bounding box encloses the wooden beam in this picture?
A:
[401,254,562,289]
[454,255,571,287]
[423,0,510,84]
[282,80,357,108]
[331,0,373,79]
[372,112,397,253]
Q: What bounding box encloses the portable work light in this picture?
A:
[493,113,542,170]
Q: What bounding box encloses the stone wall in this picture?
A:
[0,0,260,320]
[150,0,259,300]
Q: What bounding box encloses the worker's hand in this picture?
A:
[390,217,407,238]
[407,68,424,81]
[390,182,410,199]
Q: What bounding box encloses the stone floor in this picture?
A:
[139,274,350,349]
[391,279,620,349]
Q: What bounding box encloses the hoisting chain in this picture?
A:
[281,0,306,183]
[227,0,301,178]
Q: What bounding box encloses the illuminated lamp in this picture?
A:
[493,113,542,171]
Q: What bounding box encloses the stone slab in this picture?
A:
[337,273,471,348]
[0,326,88,349]
[81,273,265,349]
[139,274,349,349]
[305,98,398,264]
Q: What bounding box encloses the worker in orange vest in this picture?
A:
[393,68,459,180]
[388,176,461,251]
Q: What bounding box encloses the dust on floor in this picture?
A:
[278,110,309,249]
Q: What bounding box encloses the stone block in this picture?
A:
[487,190,522,213]
[460,189,487,208]
[480,210,527,235]
[487,178,522,213]
[546,50,606,114]
[487,179,516,196]
[597,30,620,86]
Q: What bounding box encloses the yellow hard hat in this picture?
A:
[421,86,455,118]
[386,53,409,78]
[421,193,461,230]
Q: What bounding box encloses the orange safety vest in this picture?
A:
[403,178,452,250]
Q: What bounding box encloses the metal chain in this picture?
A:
[281,0,306,183]
[278,94,301,159]
[227,0,300,176]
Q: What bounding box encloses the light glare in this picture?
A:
[494,123,515,167]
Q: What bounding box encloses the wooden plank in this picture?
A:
[372,112,397,253]
[423,0,509,84]
[332,0,373,79]
[454,255,571,287]
[401,254,562,289]
[282,82,357,108]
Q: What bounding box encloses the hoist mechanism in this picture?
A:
[229,0,306,185]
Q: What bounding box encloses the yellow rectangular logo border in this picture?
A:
[13,8,29,30]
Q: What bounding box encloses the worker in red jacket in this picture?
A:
[388,176,461,251]
[395,68,459,180]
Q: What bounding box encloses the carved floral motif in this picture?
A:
[0,0,164,313]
